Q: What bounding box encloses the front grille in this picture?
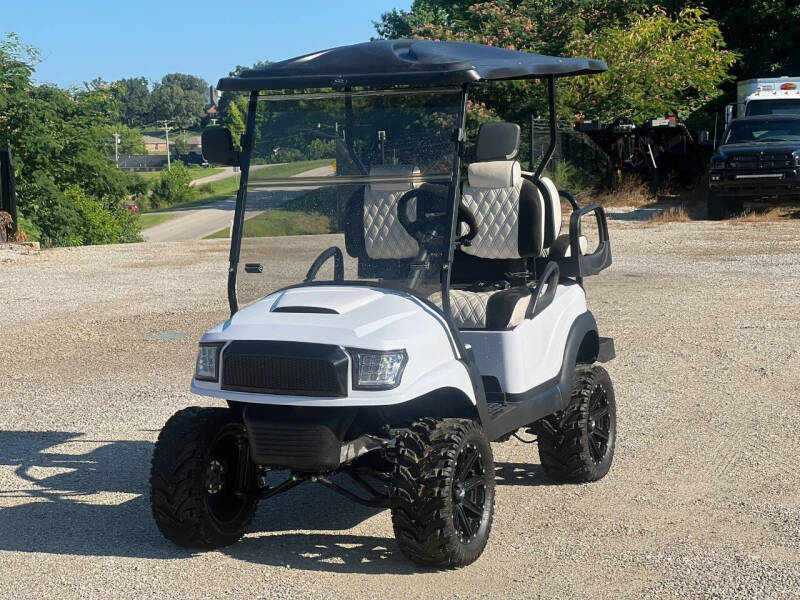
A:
[728,153,793,169]
[245,420,343,470]
[221,340,348,397]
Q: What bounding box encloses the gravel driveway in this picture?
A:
[1,216,798,599]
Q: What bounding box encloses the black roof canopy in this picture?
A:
[217,39,607,92]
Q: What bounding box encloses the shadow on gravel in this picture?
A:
[225,533,420,575]
[494,462,553,487]
[0,431,552,570]
[0,430,180,559]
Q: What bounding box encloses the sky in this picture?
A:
[3,0,410,88]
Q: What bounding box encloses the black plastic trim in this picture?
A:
[221,340,349,397]
[535,202,611,283]
[272,306,338,314]
[480,311,599,441]
[598,336,616,362]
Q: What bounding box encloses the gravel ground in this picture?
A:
[1,215,799,599]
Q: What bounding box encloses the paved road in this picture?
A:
[188,164,278,188]
[143,165,334,242]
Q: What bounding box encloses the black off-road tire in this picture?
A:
[389,418,494,568]
[536,365,616,483]
[150,407,258,548]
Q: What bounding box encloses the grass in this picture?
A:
[725,206,800,223]
[248,159,334,180]
[643,205,693,226]
[205,209,330,239]
[140,159,334,214]
[594,175,655,207]
[137,213,179,229]
[135,166,224,183]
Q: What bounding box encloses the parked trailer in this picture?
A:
[575,116,714,189]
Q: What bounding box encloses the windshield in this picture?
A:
[723,118,800,144]
[231,89,463,308]
[746,99,800,117]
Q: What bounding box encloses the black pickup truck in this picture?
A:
[708,115,800,219]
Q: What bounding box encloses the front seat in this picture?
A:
[433,122,547,330]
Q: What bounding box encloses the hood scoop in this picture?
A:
[270,287,385,315]
[272,306,338,314]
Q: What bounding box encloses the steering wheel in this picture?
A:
[396,185,477,243]
[304,246,344,282]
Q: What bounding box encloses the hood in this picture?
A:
[717,142,800,156]
[202,285,455,353]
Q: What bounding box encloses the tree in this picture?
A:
[0,33,144,246]
[112,77,153,127]
[391,2,735,123]
[171,134,190,155]
[151,73,209,129]
[563,8,737,122]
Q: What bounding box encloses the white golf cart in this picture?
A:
[150,40,616,568]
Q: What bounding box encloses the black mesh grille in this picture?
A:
[728,153,793,169]
[221,341,348,397]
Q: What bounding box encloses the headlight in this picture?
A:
[195,343,223,381]
[794,154,800,167]
[348,349,408,390]
[710,159,726,170]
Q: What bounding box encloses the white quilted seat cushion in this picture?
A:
[429,290,493,329]
[363,165,420,260]
[429,289,531,330]
[461,160,544,259]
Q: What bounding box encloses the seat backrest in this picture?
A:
[533,175,562,248]
[362,164,419,260]
[461,122,545,260]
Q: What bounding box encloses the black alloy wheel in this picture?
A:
[150,407,258,548]
[536,365,617,483]
[587,383,612,464]
[390,418,495,568]
[452,442,488,544]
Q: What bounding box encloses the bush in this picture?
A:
[149,161,195,209]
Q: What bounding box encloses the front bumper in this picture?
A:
[709,168,800,199]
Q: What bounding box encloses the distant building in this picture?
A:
[142,135,167,153]
[183,135,203,154]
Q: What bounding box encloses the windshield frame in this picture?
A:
[225,85,470,326]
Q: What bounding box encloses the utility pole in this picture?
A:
[161,120,172,171]
[114,133,121,166]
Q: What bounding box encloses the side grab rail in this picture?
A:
[304,246,344,282]
[526,261,560,319]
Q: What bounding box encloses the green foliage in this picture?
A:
[220,93,248,150]
[69,187,122,245]
[0,33,145,246]
[95,124,146,156]
[667,0,800,79]
[563,8,737,122]
[395,2,736,124]
[151,73,209,129]
[149,162,195,209]
[305,138,336,160]
[16,212,40,242]
[111,76,152,127]
[171,134,191,155]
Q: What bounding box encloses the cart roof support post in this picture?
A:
[533,76,556,180]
